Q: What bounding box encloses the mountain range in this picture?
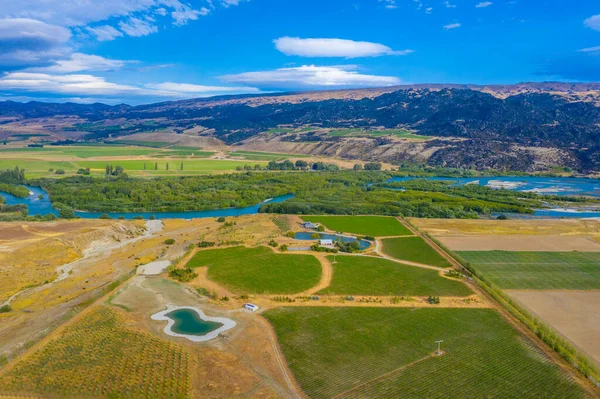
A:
[1,82,600,172]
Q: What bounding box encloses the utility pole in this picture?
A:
[435,340,444,356]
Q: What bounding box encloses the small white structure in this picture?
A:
[244,303,259,312]
[319,239,334,249]
[301,222,319,230]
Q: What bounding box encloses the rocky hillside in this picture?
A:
[1,82,600,172]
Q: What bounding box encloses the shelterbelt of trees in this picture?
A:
[32,170,558,218]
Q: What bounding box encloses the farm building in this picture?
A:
[301,222,319,230]
[319,239,334,249]
[244,303,259,312]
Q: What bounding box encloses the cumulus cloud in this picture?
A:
[220,65,401,88]
[273,37,413,58]
[475,2,493,7]
[86,25,123,41]
[584,15,600,31]
[0,18,72,67]
[444,23,461,30]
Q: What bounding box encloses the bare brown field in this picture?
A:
[411,218,600,237]
[507,290,600,368]
[437,235,600,252]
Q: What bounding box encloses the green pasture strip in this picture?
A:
[382,236,453,267]
[458,251,600,290]
[318,255,471,296]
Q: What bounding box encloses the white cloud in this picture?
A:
[220,65,401,88]
[0,18,72,67]
[28,53,131,73]
[171,6,210,26]
[584,15,600,31]
[578,45,600,53]
[379,0,397,9]
[0,72,142,96]
[118,18,158,37]
[273,37,413,58]
[444,1,457,8]
[475,2,493,8]
[86,25,123,41]
[444,23,461,30]
[146,82,260,94]
[0,71,263,99]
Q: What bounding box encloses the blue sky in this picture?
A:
[0,0,599,104]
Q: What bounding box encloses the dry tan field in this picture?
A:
[508,290,600,368]
[411,218,600,251]
[436,235,600,252]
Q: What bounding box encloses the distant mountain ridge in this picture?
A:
[1,82,600,172]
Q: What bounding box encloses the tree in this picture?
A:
[364,162,382,170]
[155,162,158,171]
[144,163,147,170]
[180,162,183,171]
[58,206,75,219]
[166,162,169,171]
[105,164,110,175]
[295,160,308,168]
[353,164,363,170]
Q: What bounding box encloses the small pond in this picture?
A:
[294,232,371,250]
[151,306,236,342]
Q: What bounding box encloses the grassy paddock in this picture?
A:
[382,236,452,267]
[302,215,412,237]
[263,307,588,399]
[186,246,322,294]
[458,251,600,290]
[318,255,471,296]
[327,128,429,140]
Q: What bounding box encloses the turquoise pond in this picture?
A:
[165,309,224,336]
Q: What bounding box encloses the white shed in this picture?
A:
[244,303,259,312]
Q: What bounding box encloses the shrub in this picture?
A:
[164,238,176,245]
[280,244,289,252]
[99,213,111,219]
[217,217,226,222]
[268,240,278,247]
[0,304,12,313]
[43,213,57,221]
[55,169,65,175]
[149,215,156,220]
[428,296,441,304]
[317,225,325,232]
[133,216,144,220]
[285,231,296,238]
[198,241,216,248]
[168,268,197,282]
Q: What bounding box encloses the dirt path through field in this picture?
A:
[299,253,333,296]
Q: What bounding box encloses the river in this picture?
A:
[1,176,599,219]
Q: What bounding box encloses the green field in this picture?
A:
[263,307,588,399]
[318,256,471,296]
[382,237,452,267]
[458,251,600,290]
[228,150,308,161]
[327,128,430,140]
[302,216,412,237]
[0,153,267,178]
[186,246,322,294]
[0,146,159,158]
